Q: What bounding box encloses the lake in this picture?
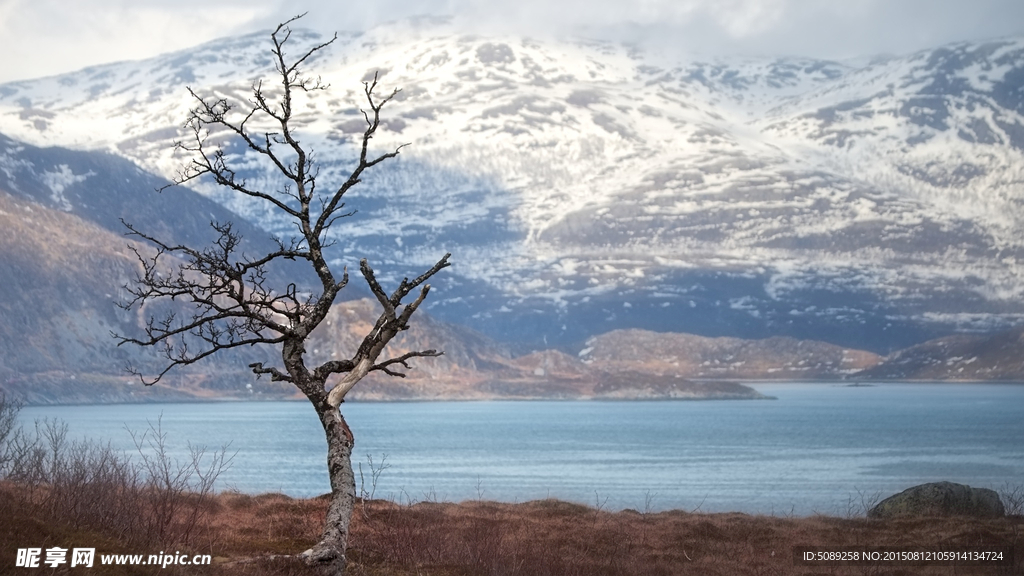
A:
[18,383,1024,516]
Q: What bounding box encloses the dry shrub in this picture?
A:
[0,394,231,558]
[1001,483,1024,517]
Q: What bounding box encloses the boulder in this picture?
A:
[868,482,1005,519]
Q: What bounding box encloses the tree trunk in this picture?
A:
[302,404,357,575]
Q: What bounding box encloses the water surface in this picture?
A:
[19,383,1024,515]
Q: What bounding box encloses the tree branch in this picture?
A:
[120,14,450,411]
[372,350,443,377]
[249,363,294,382]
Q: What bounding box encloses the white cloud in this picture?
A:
[1,0,1022,84]
[708,0,789,38]
[0,0,273,83]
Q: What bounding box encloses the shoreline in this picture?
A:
[12,380,1024,407]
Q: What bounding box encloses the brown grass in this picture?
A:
[3,485,1022,575]
[346,498,1024,576]
[106,491,1024,576]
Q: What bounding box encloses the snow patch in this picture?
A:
[40,164,93,211]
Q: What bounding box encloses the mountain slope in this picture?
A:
[0,185,276,403]
[0,132,318,289]
[2,23,1023,352]
[306,300,771,400]
[855,328,1024,381]
[580,329,880,380]
[0,133,774,404]
[0,183,772,404]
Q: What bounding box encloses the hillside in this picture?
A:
[579,329,881,379]
[0,186,290,404]
[3,128,1024,404]
[314,302,770,401]
[855,328,1024,381]
[0,161,771,403]
[3,25,1024,401]
[2,23,1024,353]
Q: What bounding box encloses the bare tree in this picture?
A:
[114,14,450,574]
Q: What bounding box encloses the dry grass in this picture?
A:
[189,492,1023,576]
[3,482,1023,575]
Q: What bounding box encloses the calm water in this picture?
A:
[18,383,1024,515]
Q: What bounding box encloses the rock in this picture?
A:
[868,482,1005,519]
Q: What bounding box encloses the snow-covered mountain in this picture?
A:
[3,19,1024,353]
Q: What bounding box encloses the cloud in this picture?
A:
[255,0,1024,60]
[0,0,273,83]
[1,0,1023,84]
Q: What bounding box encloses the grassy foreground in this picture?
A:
[3,487,1021,576]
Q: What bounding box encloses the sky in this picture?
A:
[1,0,1023,84]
